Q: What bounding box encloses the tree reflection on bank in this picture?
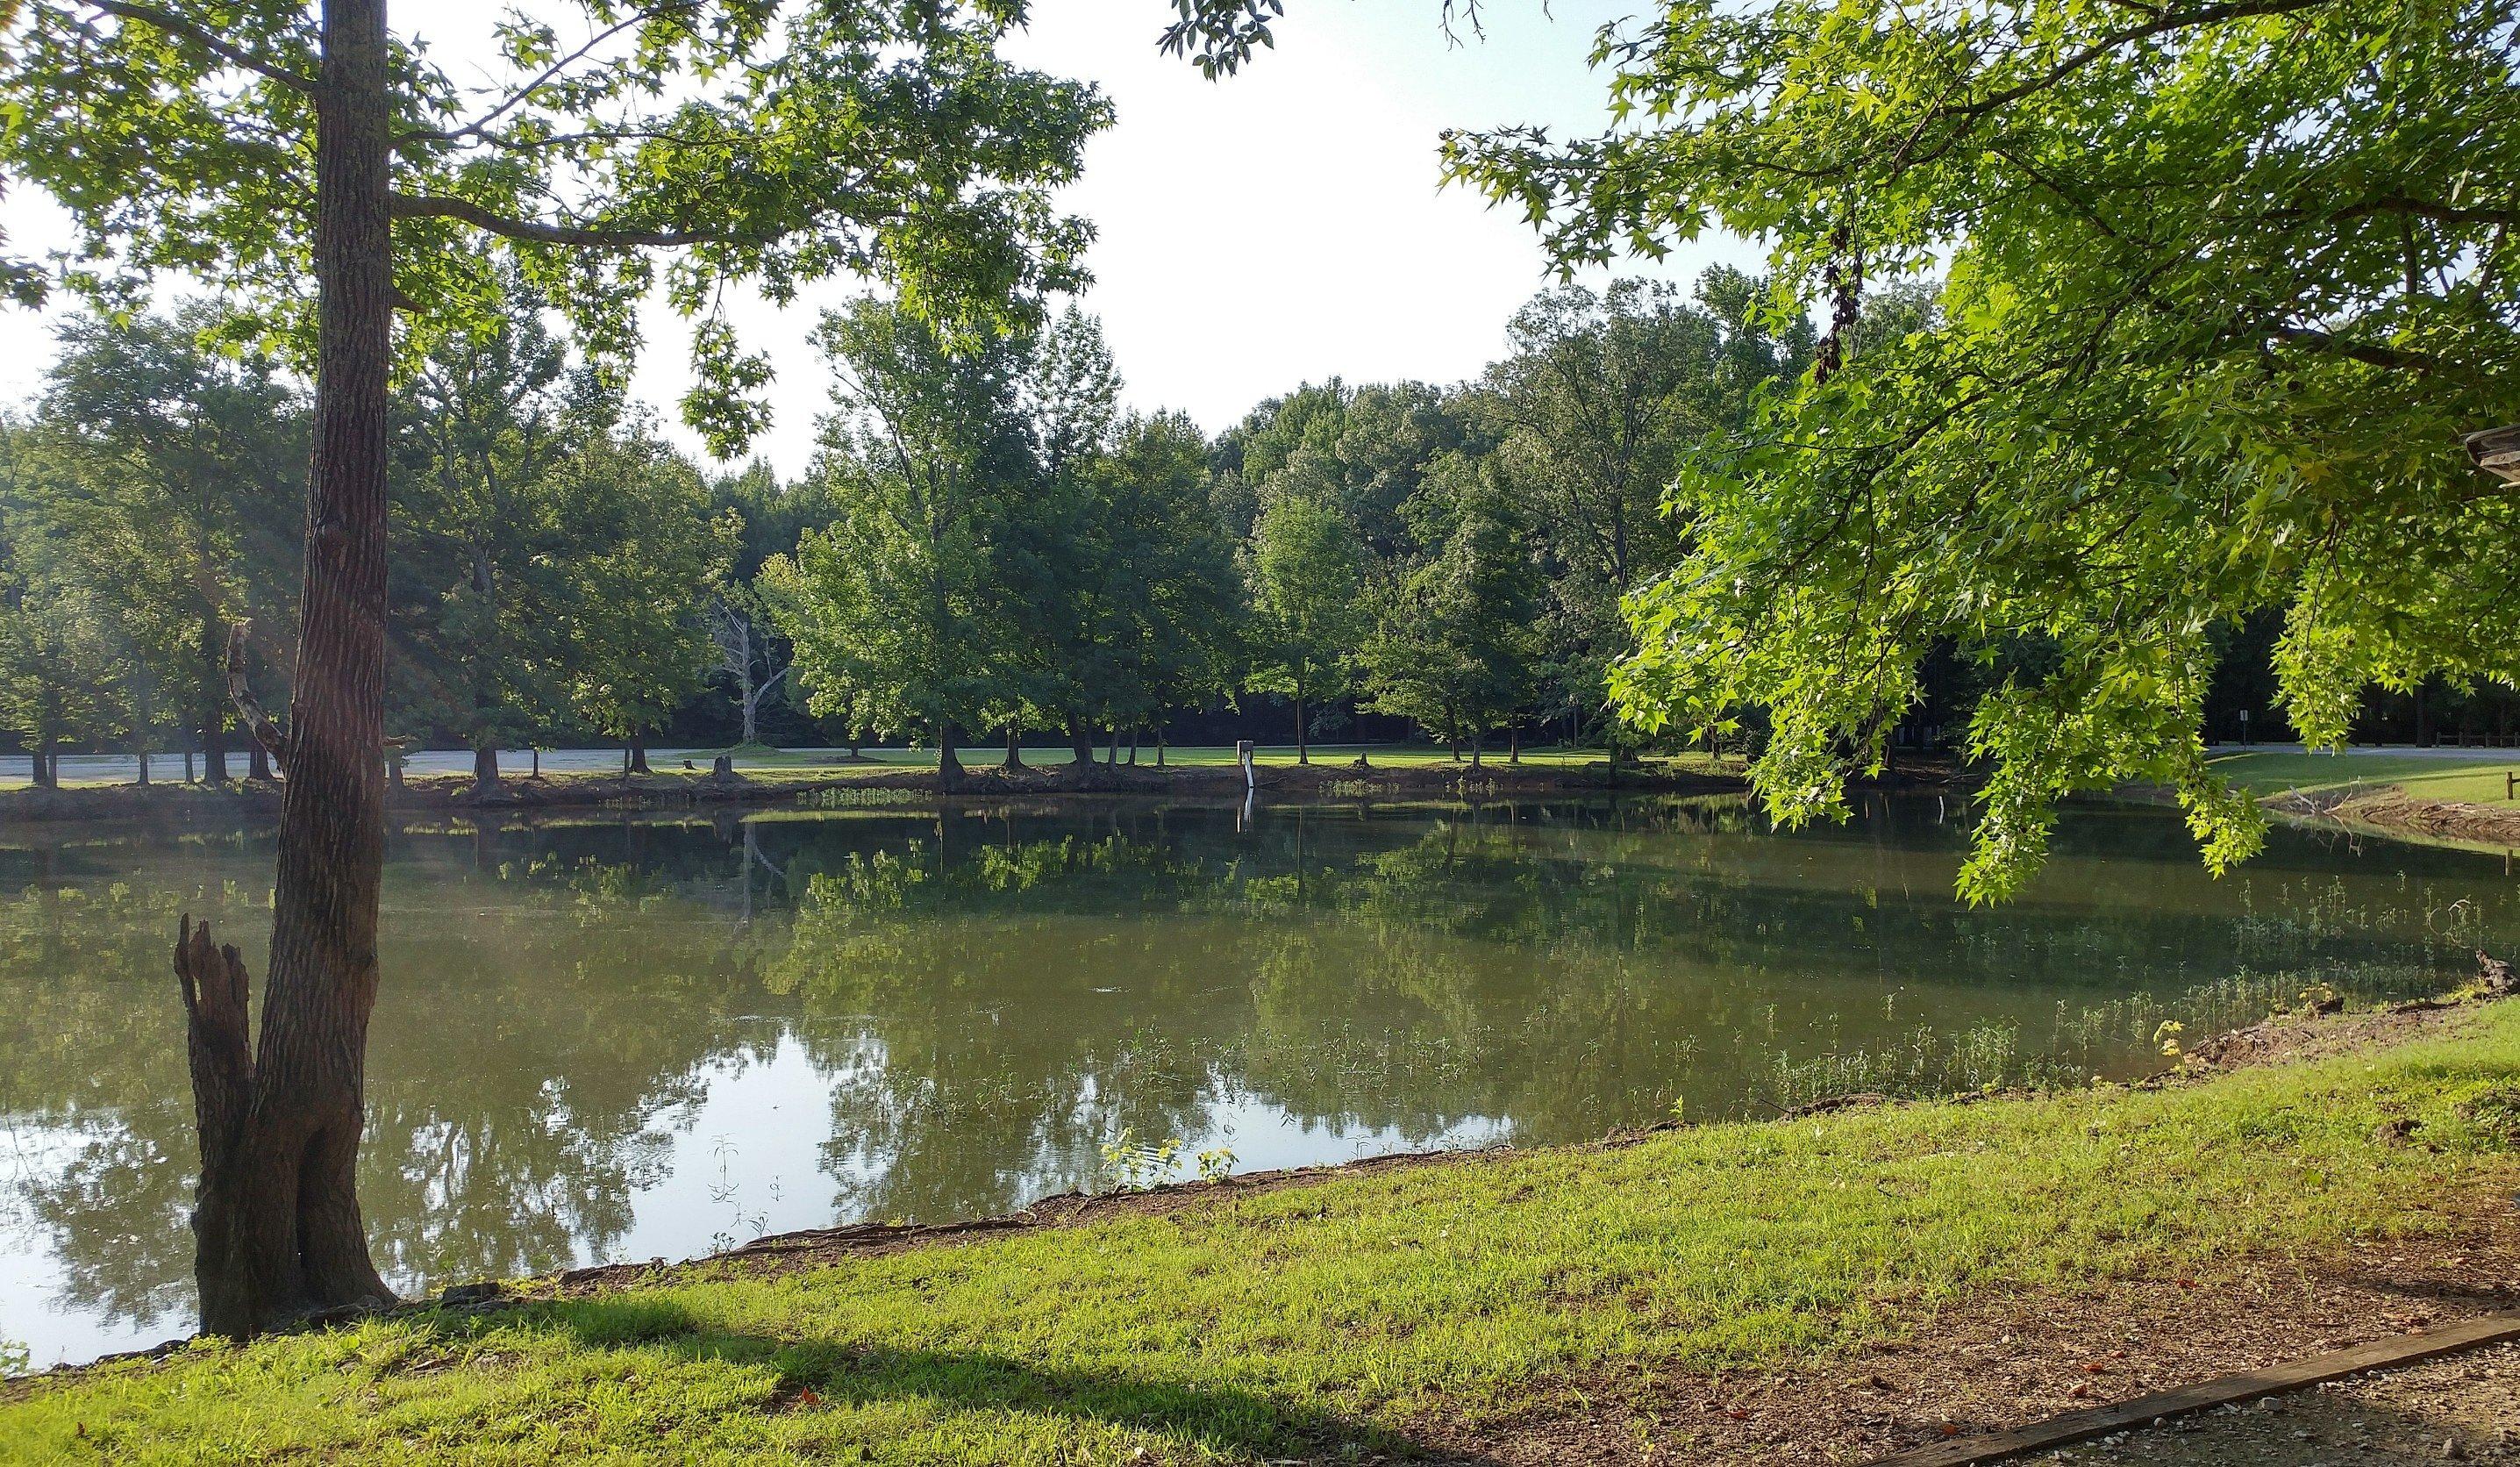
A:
[0,796,2507,1363]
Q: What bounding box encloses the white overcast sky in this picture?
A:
[0,1,1758,477]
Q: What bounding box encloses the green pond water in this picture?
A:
[1,792,2511,1367]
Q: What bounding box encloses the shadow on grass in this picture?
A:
[410,1294,1482,1463]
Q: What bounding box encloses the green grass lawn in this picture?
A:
[2209,749,2520,805]
[10,1004,2516,1465]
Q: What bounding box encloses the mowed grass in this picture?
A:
[2209,749,2520,805]
[9,1005,2519,1465]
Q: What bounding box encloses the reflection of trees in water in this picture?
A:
[0,852,781,1339]
[767,833,1229,1222]
[6,797,2513,1348]
[0,883,261,1333]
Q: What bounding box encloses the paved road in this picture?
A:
[0,747,852,785]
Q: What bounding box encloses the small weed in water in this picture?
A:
[1097,1128,1184,1191]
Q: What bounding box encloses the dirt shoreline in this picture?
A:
[0,757,1768,826]
[2328,788,2520,848]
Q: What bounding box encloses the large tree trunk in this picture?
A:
[937,722,964,787]
[32,735,57,790]
[629,735,652,775]
[202,715,230,785]
[178,0,394,1341]
[1067,717,1094,768]
[249,739,274,783]
[1003,725,1025,770]
[472,743,499,791]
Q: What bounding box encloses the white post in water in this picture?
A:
[1236,740,1255,791]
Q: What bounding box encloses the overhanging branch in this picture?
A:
[89,0,318,96]
[389,191,719,248]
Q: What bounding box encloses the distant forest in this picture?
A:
[0,272,2504,785]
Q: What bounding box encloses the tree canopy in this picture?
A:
[0,0,1110,446]
[1436,0,2520,897]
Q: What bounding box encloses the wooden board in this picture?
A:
[1872,1310,2520,1467]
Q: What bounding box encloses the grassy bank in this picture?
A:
[2209,748,2520,805]
[8,1002,2517,1464]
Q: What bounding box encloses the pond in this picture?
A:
[1,792,2510,1367]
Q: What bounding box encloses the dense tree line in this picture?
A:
[8,270,2512,786]
[0,269,1804,778]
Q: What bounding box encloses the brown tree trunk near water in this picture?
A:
[1067,717,1094,769]
[937,722,965,787]
[1003,725,1024,770]
[176,0,394,1341]
[628,735,652,775]
[200,617,231,784]
[472,744,499,791]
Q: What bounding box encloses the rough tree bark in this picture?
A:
[937,722,964,787]
[472,744,499,791]
[1003,725,1024,770]
[175,0,395,1340]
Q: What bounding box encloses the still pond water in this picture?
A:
[2,793,2511,1366]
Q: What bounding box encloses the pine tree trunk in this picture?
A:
[178,0,395,1341]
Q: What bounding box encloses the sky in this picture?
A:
[0,1,1759,478]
